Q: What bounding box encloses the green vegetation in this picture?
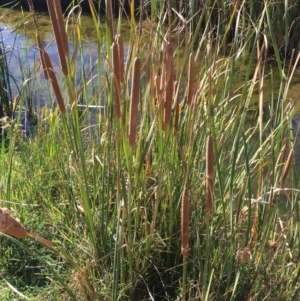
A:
[1,0,300,300]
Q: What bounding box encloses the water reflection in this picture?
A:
[0,21,108,107]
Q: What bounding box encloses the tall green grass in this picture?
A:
[0,0,300,300]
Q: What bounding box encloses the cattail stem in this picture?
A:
[187,52,194,105]
[173,81,179,135]
[36,34,49,80]
[112,42,122,119]
[43,52,66,114]
[163,42,173,130]
[181,183,190,256]
[128,57,141,147]
[206,134,214,212]
[155,75,162,111]
[106,0,114,43]
[279,148,294,193]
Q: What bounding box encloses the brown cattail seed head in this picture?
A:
[46,0,68,75]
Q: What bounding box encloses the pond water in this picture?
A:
[0,7,128,109]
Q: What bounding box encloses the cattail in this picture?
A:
[128,57,141,147]
[275,137,288,171]
[53,0,69,56]
[43,52,66,114]
[163,42,173,130]
[46,0,68,75]
[187,52,194,105]
[112,42,122,119]
[117,35,125,83]
[0,208,27,238]
[206,134,214,212]
[173,81,179,135]
[106,0,114,43]
[36,34,49,79]
[279,148,294,192]
[181,183,190,256]
[155,75,162,109]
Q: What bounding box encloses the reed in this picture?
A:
[128,57,141,147]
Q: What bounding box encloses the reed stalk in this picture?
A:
[128,57,141,147]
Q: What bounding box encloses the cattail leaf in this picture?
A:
[128,57,141,147]
[206,134,214,212]
[181,184,190,256]
[112,42,122,119]
[163,42,173,130]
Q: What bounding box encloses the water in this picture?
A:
[0,7,133,112]
[1,11,98,105]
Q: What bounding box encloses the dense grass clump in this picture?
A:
[1,0,300,300]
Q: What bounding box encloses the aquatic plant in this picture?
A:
[0,0,300,300]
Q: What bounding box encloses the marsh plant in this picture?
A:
[0,0,300,300]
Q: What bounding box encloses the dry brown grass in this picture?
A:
[0,208,27,238]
